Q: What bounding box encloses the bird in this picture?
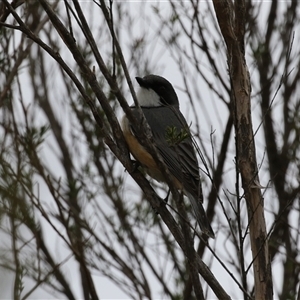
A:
[121,74,215,238]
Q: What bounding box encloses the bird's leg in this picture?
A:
[163,189,171,203]
[154,189,171,215]
[123,159,141,173]
[130,159,141,172]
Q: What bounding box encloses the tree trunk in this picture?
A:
[212,1,273,299]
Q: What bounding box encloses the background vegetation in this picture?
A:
[0,1,299,299]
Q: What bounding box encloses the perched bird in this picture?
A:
[121,75,214,238]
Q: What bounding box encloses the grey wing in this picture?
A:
[130,106,215,238]
[131,106,202,202]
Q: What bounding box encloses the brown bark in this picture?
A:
[212,0,273,299]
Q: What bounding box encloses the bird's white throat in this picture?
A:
[137,87,161,107]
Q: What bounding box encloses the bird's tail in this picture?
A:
[186,192,215,239]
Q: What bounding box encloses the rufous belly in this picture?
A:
[121,115,182,189]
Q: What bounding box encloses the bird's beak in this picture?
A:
[135,77,147,88]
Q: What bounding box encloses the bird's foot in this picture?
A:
[154,190,170,215]
[130,159,141,172]
[163,189,171,204]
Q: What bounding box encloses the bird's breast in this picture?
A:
[121,115,183,189]
[121,115,164,181]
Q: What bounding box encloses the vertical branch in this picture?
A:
[11,213,22,300]
[212,0,273,299]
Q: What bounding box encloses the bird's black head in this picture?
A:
[135,75,179,107]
